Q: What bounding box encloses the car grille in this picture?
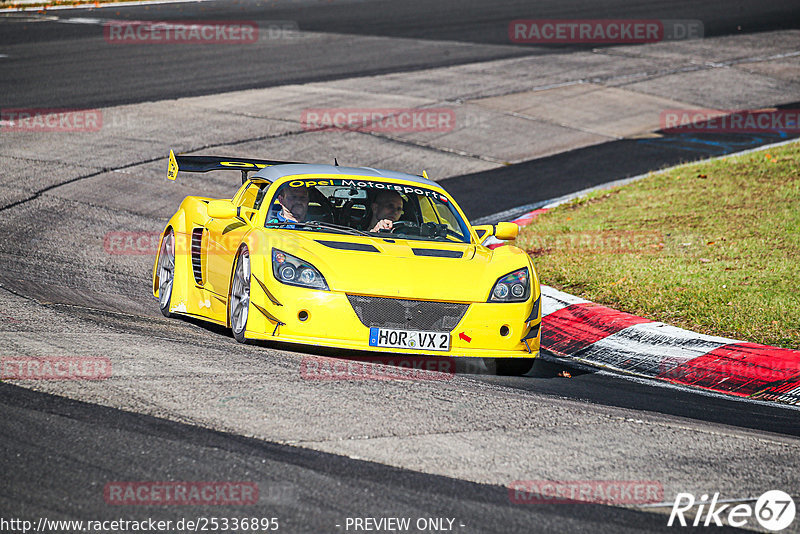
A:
[347,295,468,332]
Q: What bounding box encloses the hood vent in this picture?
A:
[412,248,463,258]
[316,240,379,252]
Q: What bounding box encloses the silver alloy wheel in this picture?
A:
[230,248,250,340]
[157,230,175,316]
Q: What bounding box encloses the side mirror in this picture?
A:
[494,222,519,240]
[474,222,519,241]
[207,200,237,219]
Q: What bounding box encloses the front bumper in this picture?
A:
[245,280,540,359]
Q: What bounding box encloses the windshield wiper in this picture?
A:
[265,220,372,237]
[308,221,373,237]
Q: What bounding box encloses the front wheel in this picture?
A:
[229,247,251,343]
[495,358,534,376]
[157,229,175,318]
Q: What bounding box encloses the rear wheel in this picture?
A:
[495,358,534,376]
[157,230,175,318]
[229,247,251,343]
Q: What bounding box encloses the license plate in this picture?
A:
[369,327,450,351]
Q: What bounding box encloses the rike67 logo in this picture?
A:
[669,490,796,531]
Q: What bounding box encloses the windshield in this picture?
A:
[265,178,471,243]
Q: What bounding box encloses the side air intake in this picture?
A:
[191,228,205,285]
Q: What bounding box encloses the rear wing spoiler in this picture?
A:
[167,150,300,183]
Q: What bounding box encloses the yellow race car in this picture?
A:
[153,151,541,375]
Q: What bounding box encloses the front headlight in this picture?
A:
[272,249,328,290]
[488,267,529,302]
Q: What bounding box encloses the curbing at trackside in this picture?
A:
[540,286,800,406]
[479,139,800,407]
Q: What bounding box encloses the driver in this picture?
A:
[270,185,309,223]
[368,190,404,232]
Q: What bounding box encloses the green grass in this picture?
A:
[517,140,800,349]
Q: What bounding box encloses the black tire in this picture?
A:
[229,247,251,343]
[495,358,535,376]
[156,229,175,318]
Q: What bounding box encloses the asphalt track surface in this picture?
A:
[0,382,683,533]
[2,1,800,532]
[1,0,799,108]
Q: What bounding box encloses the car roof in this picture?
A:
[251,163,441,189]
